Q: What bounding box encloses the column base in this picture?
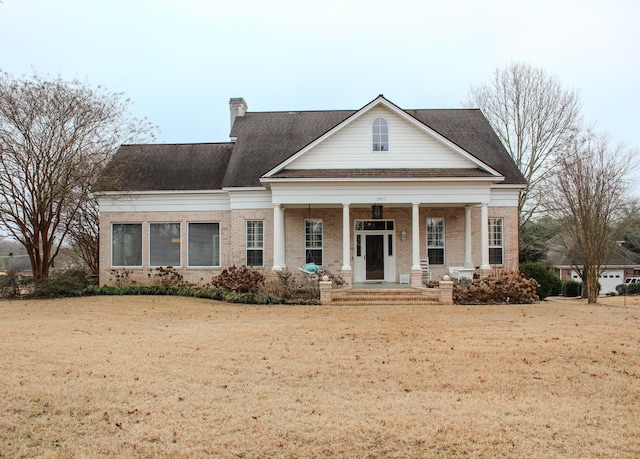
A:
[340,267,353,287]
[410,267,423,288]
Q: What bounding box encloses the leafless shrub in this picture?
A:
[454,271,539,304]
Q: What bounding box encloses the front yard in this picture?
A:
[0,296,638,457]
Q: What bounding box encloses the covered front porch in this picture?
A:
[270,202,495,288]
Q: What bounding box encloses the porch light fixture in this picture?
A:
[372,204,383,219]
[400,229,406,241]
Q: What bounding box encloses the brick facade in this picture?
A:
[100,204,519,286]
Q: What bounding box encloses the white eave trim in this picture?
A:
[263,96,503,179]
[261,176,504,184]
[492,183,527,189]
[93,189,228,197]
[222,186,267,192]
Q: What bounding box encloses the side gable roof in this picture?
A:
[94,143,233,192]
[95,97,527,193]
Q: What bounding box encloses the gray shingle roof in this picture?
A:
[94,143,233,191]
[95,100,526,192]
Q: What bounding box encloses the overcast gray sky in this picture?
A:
[1,0,639,151]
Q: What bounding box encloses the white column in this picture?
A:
[272,204,284,271]
[480,203,490,270]
[464,206,473,268]
[412,203,421,270]
[342,203,351,270]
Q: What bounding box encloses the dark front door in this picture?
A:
[366,234,384,280]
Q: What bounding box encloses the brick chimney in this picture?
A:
[229,98,247,131]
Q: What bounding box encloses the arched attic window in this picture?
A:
[372,117,389,151]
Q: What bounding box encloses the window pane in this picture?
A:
[150,223,181,266]
[428,248,445,265]
[489,247,503,265]
[372,117,389,151]
[246,220,264,249]
[112,224,142,266]
[306,249,322,265]
[427,218,445,265]
[246,220,264,266]
[188,223,220,267]
[247,249,263,267]
[488,218,504,265]
[305,219,323,265]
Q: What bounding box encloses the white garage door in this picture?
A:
[570,270,623,294]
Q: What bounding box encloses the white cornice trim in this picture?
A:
[261,176,504,184]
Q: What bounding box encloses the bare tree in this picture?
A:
[464,62,582,227]
[0,72,154,280]
[546,132,638,303]
[67,197,100,274]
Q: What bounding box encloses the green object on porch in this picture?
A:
[302,262,319,273]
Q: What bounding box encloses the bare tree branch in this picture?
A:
[0,71,156,279]
[463,62,583,227]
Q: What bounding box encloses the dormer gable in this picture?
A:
[263,95,502,178]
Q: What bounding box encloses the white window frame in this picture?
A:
[149,222,182,267]
[246,220,264,267]
[111,223,142,267]
[188,222,220,267]
[372,117,389,152]
[305,219,323,265]
[488,217,504,265]
[426,218,445,265]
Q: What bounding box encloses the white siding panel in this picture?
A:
[99,193,230,212]
[489,188,520,207]
[289,106,477,170]
[228,190,273,209]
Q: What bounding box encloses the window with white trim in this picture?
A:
[427,218,445,265]
[372,117,389,151]
[488,218,504,265]
[305,219,323,265]
[188,222,220,267]
[112,223,142,267]
[246,220,264,267]
[150,222,181,267]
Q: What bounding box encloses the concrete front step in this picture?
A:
[331,288,442,306]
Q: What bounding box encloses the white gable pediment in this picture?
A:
[264,97,498,177]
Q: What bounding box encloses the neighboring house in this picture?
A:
[94,95,526,287]
[546,244,640,294]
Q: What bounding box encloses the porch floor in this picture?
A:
[350,282,412,290]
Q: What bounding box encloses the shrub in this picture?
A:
[519,262,559,300]
[262,269,297,300]
[616,282,640,296]
[562,280,582,297]
[454,271,539,304]
[0,270,21,298]
[83,285,290,305]
[148,266,186,287]
[110,269,136,288]
[211,265,265,293]
[550,276,563,296]
[30,269,89,298]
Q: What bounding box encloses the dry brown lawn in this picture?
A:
[0,295,639,458]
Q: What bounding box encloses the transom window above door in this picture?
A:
[372,117,389,151]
